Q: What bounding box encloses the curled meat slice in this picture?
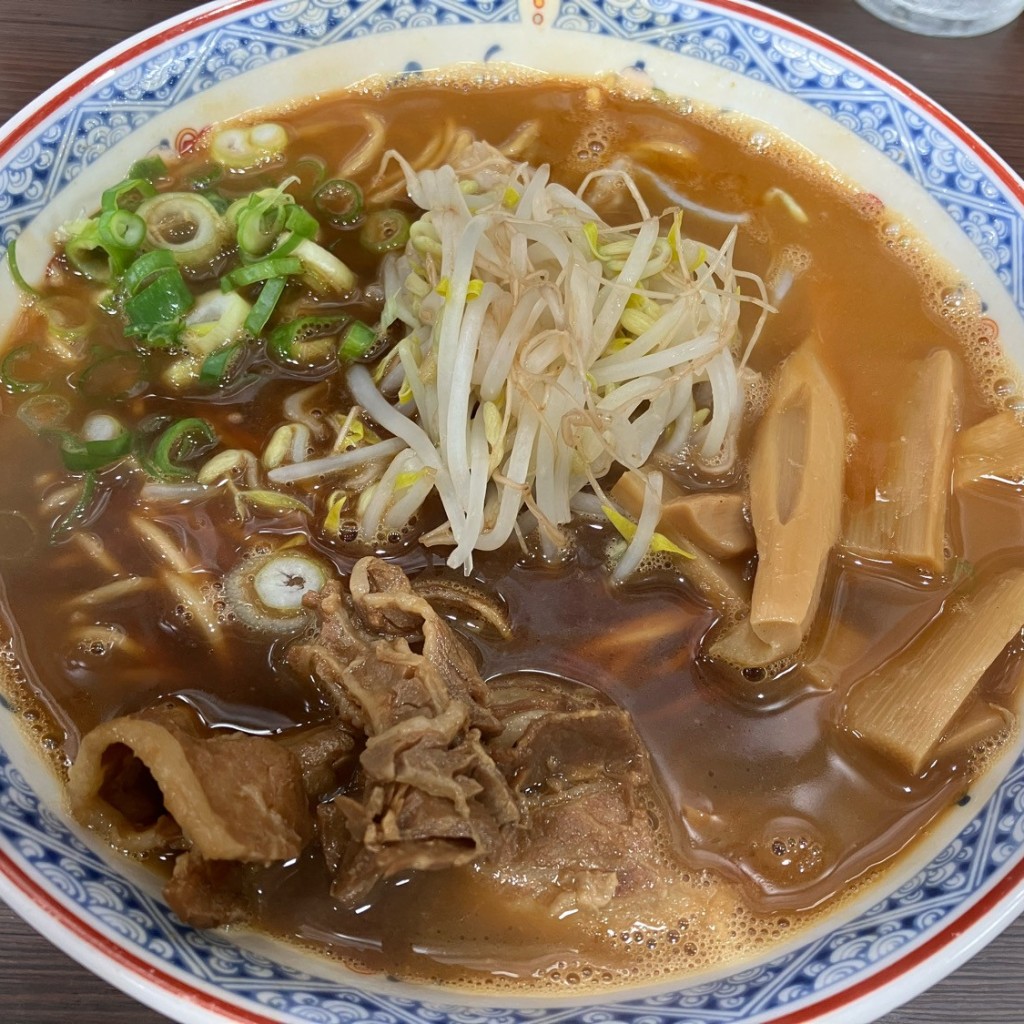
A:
[278,723,358,800]
[348,557,501,736]
[68,704,312,863]
[349,556,425,635]
[288,556,518,904]
[164,851,255,930]
[487,678,678,914]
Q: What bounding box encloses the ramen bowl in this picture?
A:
[2,2,1024,1022]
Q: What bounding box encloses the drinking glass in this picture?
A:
[854,0,1024,36]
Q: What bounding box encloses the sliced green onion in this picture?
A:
[59,430,132,472]
[210,122,288,171]
[39,318,88,363]
[51,471,97,544]
[161,354,202,391]
[101,177,157,213]
[136,192,228,268]
[291,237,355,295]
[244,277,286,335]
[149,417,218,479]
[252,549,324,599]
[181,290,252,358]
[74,351,147,400]
[134,320,185,350]
[199,340,245,386]
[314,179,364,228]
[359,209,410,254]
[236,204,287,258]
[267,207,321,260]
[187,164,223,192]
[128,155,169,182]
[43,294,93,347]
[121,249,178,297]
[62,220,107,281]
[16,393,70,433]
[124,264,194,339]
[284,203,319,238]
[224,548,326,632]
[62,219,133,282]
[5,239,41,298]
[81,412,126,444]
[267,315,346,368]
[98,208,146,252]
[220,255,302,291]
[266,229,304,261]
[1,345,46,394]
[131,414,173,475]
[228,185,296,259]
[338,320,378,361]
[294,156,327,193]
[204,193,231,215]
[245,121,288,152]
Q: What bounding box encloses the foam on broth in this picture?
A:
[1,70,1023,992]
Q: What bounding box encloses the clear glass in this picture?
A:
[854,0,1024,36]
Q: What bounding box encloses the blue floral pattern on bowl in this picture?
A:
[2,2,1024,1022]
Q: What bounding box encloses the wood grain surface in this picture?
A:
[1,1,1024,1021]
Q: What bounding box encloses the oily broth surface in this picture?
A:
[0,75,1022,991]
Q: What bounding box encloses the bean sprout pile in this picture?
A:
[355,142,768,571]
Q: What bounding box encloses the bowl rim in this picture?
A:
[2,1,1024,1022]
[7,832,1024,1024]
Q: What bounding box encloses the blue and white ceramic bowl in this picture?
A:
[3,2,1024,1022]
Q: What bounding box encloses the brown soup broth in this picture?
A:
[0,76,1022,990]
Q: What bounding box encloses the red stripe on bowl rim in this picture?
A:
[2,0,1024,1021]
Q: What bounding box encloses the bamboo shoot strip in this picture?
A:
[842,569,1024,774]
[933,699,1014,763]
[661,491,754,559]
[611,473,750,618]
[747,343,845,656]
[709,616,789,669]
[954,410,1024,489]
[613,470,753,558]
[798,614,871,691]
[844,348,957,573]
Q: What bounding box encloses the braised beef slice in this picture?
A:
[506,708,645,792]
[350,559,501,737]
[488,682,673,912]
[319,781,500,904]
[288,556,518,905]
[69,704,312,862]
[164,851,255,930]
[349,556,425,635]
[278,723,358,800]
[68,703,314,926]
[289,560,677,915]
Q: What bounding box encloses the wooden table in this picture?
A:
[1,0,1023,1020]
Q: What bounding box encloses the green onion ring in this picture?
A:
[149,417,218,479]
[359,209,411,253]
[314,179,364,228]
[1,344,46,394]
